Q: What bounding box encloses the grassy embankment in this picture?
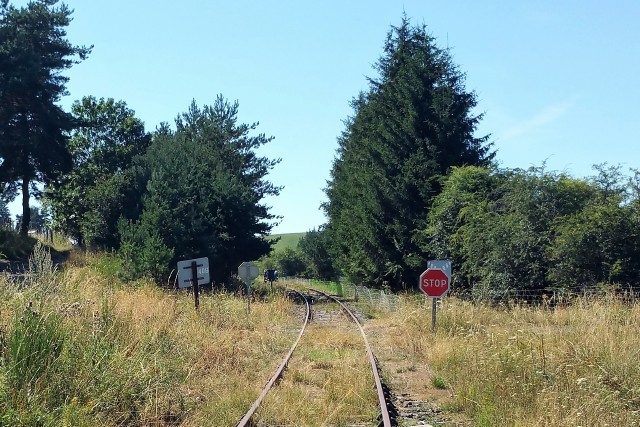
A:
[0,230,36,260]
[0,229,71,261]
[266,232,305,253]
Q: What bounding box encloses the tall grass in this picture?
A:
[370,294,640,426]
[4,247,638,426]
[307,279,343,296]
[0,250,304,426]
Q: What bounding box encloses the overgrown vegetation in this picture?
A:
[255,303,379,425]
[0,229,35,260]
[43,95,281,284]
[424,164,640,296]
[370,292,640,426]
[0,248,302,426]
[1,246,639,426]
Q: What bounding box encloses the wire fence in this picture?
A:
[279,276,640,310]
[454,285,640,306]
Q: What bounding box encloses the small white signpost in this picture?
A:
[177,257,210,310]
[238,261,259,315]
[427,260,451,282]
[177,257,210,288]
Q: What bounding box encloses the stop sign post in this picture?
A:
[419,265,451,331]
[419,268,450,297]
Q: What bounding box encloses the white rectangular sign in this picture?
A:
[427,259,451,281]
[177,257,210,288]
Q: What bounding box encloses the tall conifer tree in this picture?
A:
[324,17,493,290]
[0,0,91,234]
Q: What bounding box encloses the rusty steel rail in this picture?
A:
[236,288,310,427]
[309,288,393,427]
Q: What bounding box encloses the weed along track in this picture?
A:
[237,288,393,427]
[236,289,310,427]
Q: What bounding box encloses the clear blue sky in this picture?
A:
[8,0,640,233]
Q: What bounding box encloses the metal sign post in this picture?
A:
[431,298,437,331]
[246,282,250,315]
[266,269,277,291]
[238,262,260,316]
[191,261,199,310]
[419,259,452,331]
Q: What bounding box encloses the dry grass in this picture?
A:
[5,254,640,426]
[369,294,640,426]
[254,303,379,426]
[0,250,303,426]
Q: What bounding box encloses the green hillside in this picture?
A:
[267,232,306,253]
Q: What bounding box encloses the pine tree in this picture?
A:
[0,0,91,234]
[120,97,281,283]
[324,17,493,290]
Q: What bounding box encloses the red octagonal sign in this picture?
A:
[419,268,450,297]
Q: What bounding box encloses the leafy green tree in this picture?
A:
[0,0,91,235]
[298,227,339,280]
[46,97,150,248]
[274,247,307,277]
[425,164,640,297]
[121,97,280,283]
[547,165,640,288]
[324,17,493,290]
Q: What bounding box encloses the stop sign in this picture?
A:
[419,268,450,297]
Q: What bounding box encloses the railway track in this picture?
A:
[236,289,310,427]
[237,288,393,427]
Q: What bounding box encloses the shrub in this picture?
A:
[117,218,173,282]
[0,229,35,260]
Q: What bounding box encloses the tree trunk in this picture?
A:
[20,177,30,235]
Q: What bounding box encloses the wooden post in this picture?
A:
[191,261,199,311]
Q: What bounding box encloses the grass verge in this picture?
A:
[369,294,640,426]
[0,248,302,426]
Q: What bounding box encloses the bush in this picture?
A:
[0,229,35,260]
[117,218,174,282]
